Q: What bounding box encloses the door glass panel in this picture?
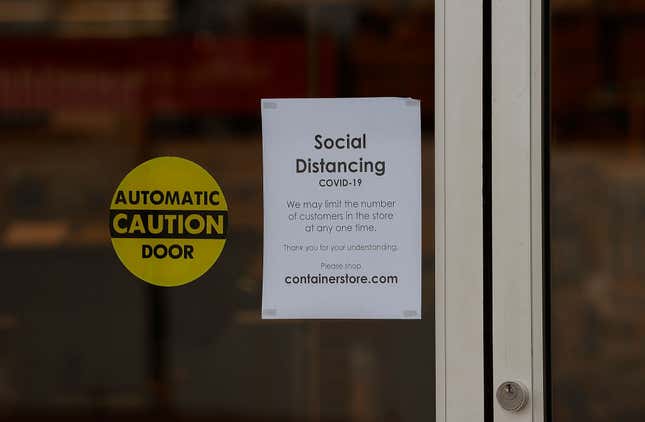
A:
[551,1,645,420]
[0,2,435,421]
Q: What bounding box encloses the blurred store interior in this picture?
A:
[0,0,645,421]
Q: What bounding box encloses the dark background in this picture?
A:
[0,0,643,421]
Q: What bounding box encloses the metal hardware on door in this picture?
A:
[496,381,529,412]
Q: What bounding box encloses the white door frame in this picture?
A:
[492,0,546,421]
[435,0,485,420]
[436,0,549,421]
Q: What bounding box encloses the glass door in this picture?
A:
[0,2,437,422]
[550,0,645,420]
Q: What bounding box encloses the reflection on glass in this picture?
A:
[552,1,645,420]
[0,1,434,421]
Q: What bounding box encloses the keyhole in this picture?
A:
[497,381,528,411]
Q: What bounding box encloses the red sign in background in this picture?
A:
[0,37,337,113]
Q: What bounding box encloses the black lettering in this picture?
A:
[209,191,220,206]
[169,244,183,259]
[129,190,140,204]
[184,244,194,259]
[142,244,153,258]
[166,191,179,205]
[182,191,193,205]
[350,134,366,148]
[153,244,166,258]
[115,190,127,204]
[296,159,307,173]
[375,161,386,176]
[314,134,323,149]
[150,190,163,205]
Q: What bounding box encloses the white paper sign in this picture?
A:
[261,98,421,319]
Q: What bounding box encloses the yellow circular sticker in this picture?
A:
[109,157,228,287]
